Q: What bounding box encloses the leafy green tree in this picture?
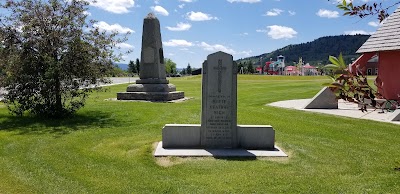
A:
[165,58,177,75]
[128,60,137,74]
[135,58,140,75]
[186,63,192,75]
[0,0,128,118]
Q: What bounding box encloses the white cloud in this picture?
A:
[368,19,386,27]
[179,0,195,2]
[166,22,192,31]
[91,0,135,14]
[334,0,351,3]
[163,39,193,47]
[116,43,134,49]
[257,25,297,39]
[94,21,134,34]
[344,30,373,35]
[83,11,92,16]
[288,10,296,16]
[227,0,261,3]
[178,4,185,9]
[238,50,252,56]
[239,32,249,36]
[317,9,339,18]
[186,11,218,21]
[198,42,235,54]
[368,21,380,27]
[151,5,169,16]
[264,8,284,16]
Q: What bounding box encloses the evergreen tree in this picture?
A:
[135,58,140,75]
[247,61,254,74]
[128,60,136,74]
[186,63,192,75]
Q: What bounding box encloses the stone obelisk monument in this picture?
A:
[117,13,184,101]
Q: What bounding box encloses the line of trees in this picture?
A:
[180,63,192,75]
[237,61,255,74]
[126,58,193,76]
[127,58,140,75]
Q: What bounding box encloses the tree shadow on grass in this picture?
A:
[0,111,121,136]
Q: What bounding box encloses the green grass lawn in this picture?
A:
[0,75,399,193]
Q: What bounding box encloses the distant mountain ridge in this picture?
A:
[237,35,370,67]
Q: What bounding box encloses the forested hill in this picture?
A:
[237,35,370,67]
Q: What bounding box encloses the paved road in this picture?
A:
[0,77,139,101]
[104,77,139,86]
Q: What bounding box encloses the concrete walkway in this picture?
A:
[268,99,400,125]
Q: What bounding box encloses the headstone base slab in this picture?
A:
[162,124,201,148]
[126,83,176,92]
[117,91,184,101]
[136,79,169,84]
[162,124,276,150]
[238,125,275,150]
[154,142,287,157]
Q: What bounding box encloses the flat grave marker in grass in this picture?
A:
[155,51,287,157]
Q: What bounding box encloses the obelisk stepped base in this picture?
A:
[117,13,185,102]
[117,91,184,101]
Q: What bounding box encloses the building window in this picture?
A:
[375,68,378,75]
[367,68,372,75]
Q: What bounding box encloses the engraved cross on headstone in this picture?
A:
[213,59,227,93]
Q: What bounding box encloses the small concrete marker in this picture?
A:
[388,109,400,121]
[304,87,338,109]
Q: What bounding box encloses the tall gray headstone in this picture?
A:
[117,13,184,101]
[201,52,238,148]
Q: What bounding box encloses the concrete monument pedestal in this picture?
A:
[117,13,184,101]
[154,52,286,157]
[304,87,338,109]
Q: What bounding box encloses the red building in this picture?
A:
[350,7,400,101]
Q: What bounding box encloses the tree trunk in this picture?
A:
[54,69,62,115]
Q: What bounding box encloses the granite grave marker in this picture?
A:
[156,51,286,157]
[201,52,237,148]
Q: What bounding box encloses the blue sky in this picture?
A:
[14,0,400,68]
